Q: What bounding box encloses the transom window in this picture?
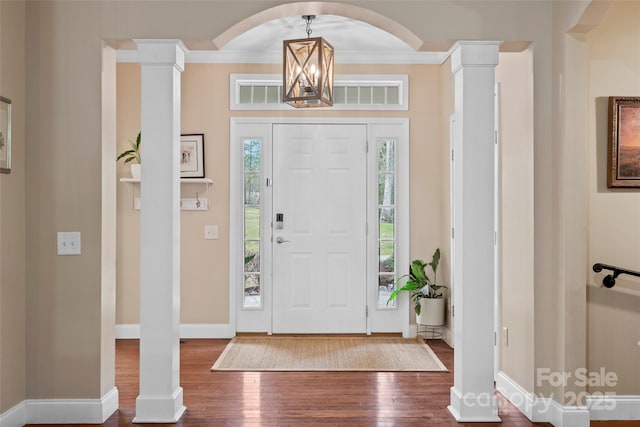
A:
[231,74,408,111]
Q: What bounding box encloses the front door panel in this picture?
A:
[272,124,367,333]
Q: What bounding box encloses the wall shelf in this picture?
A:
[119,177,213,211]
[119,177,213,185]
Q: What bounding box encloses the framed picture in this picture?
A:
[608,97,640,188]
[0,96,11,174]
[180,134,205,178]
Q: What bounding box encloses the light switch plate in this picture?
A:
[204,225,219,240]
[57,231,81,255]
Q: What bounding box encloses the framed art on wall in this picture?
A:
[180,134,205,178]
[608,97,640,188]
[0,96,11,174]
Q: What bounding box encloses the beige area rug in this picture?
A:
[211,336,448,372]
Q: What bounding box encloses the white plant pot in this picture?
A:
[130,163,141,179]
[417,298,445,326]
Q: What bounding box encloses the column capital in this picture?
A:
[450,41,501,73]
[134,39,188,72]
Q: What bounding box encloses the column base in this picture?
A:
[448,386,502,422]
[134,387,186,423]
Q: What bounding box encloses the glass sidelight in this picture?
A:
[243,139,262,308]
[377,139,397,308]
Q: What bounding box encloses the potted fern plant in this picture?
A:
[117,131,141,179]
[387,248,447,326]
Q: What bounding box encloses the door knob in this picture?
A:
[275,236,290,244]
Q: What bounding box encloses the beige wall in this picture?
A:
[25,0,106,399]
[116,62,445,326]
[439,57,454,344]
[17,0,586,404]
[529,0,592,402]
[0,0,26,414]
[496,49,535,391]
[586,0,640,395]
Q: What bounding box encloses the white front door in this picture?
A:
[272,124,367,333]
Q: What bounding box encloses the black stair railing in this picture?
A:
[592,263,640,288]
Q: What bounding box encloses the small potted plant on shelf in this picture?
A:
[387,248,447,326]
[116,131,141,179]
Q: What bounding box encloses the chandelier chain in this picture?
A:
[305,15,314,38]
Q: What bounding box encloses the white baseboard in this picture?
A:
[587,395,640,421]
[496,371,535,420]
[26,387,118,424]
[102,387,120,421]
[116,323,234,339]
[180,323,234,338]
[497,371,592,427]
[532,397,590,427]
[448,386,501,422]
[442,326,453,348]
[407,324,418,338]
[0,401,26,427]
[498,371,640,424]
[115,323,140,338]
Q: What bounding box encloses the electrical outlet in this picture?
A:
[204,225,219,240]
[57,231,81,255]
[502,327,509,348]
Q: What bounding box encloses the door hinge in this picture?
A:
[452,305,455,317]
[451,149,454,162]
[494,331,497,346]
[365,140,369,153]
[494,130,498,145]
[451,227,454,239]
[366,305,369,317]
[266,177,272,187]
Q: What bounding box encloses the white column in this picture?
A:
[134,39,187,423]
[448,41,501,422]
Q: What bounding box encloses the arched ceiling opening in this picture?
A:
[209,2,447,64]
[213,2,422,49]
[568,0,614,34]
[221,15,416,62]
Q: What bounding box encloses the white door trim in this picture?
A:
[494,83,501,381]
[230,117,410,336]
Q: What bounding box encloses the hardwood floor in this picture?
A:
[41,337,634,426]
[108,338,551,426]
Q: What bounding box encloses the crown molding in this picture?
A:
[116,49,448,65]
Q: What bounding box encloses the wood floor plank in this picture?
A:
[31,338,600,426]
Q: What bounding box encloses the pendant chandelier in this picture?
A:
[283,15,334,108]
